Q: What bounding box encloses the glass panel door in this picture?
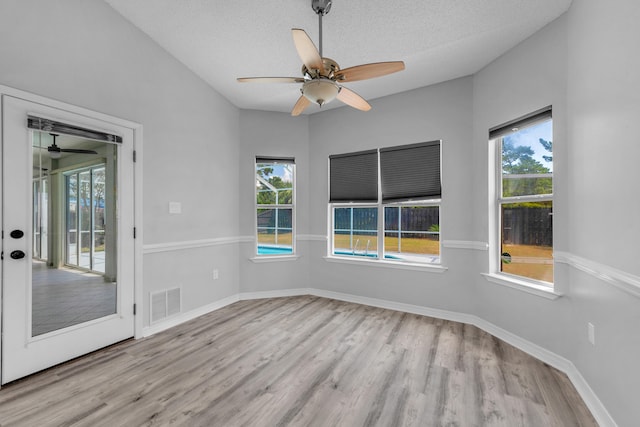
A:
[31,132,118,337]
[66,173,78,265]
[32,178,48,260]
[78,170,92,269]
[65,166,108,273]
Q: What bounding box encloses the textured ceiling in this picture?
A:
[104,0,571,114]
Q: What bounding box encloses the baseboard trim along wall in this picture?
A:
[142,294,240,337]
[142,287,615,427]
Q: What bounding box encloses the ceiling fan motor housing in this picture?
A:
[302,57,339,79]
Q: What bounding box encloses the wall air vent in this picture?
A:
[150,287,182,324]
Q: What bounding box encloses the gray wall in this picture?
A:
[307,77,477,315]
[238,110,310,293]
[565,0,640,425]
[471,14,572,362]
[1,0,638,424]
[0,0,241,325]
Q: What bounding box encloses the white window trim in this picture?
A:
[481,273,562,300]
[488,115,556,293]
[324,255,447,273]
[328,200,442,266]
[249,255,301,263]
[254,159,296,257]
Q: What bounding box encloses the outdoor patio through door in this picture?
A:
[65,165,108,273]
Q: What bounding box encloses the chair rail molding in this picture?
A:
[555,251,640,298]
[442,240,489,250]
[143,236,253,254]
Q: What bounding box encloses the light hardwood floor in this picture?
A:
[0,296,597,426]
[32,261,116,336]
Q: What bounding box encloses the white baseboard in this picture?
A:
[310,288,476,324]
[141,294,239,337]
[239,288,313,300]
[140,287,616,426]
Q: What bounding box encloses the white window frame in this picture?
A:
[382,201,441,263]
[488,111,555,291]
[255,159,296,257]
[330,203,380,258]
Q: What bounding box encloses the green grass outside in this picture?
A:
[258,232,293,246]
[333,234,439,255]
[501,243,553,283]
[81,244,105,253]
[258,231,552,282]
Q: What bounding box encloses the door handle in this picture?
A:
[10,250,26,260]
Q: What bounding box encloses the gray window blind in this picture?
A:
[27,115,123,143]
[329,149,378,203]
[489,106,552,139]
[380,141,441,203]
[256,156,295,164]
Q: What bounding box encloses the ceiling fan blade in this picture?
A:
[291,95,311,116]
[335,61,405,82]
[237,77,305,83]
[337,87,371,112]
[60,148,98,155]
[292,28,323,71]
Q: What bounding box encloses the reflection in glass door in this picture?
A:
[31,130,118,337]
[33,177,48,260]
[65,166,107,273]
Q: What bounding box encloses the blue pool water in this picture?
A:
[333,250,401,260]
[256,246,400,260]
[257,246,293,255]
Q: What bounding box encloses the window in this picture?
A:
[333,207,378,257]
[65,165,107,272]
[256,157,295,256]
[491,107,553,284]
[329,141,441,264]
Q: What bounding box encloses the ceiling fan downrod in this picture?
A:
[312,0,332,57]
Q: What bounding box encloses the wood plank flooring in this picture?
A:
[0,296,598,426]
[32,261,116,336]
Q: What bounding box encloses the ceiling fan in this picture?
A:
[44,133,98,158]
[237,0,405,116]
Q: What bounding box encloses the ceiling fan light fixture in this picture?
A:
[237,0,405,114]
[302,78,339,106]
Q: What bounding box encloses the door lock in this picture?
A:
[10,229,24,239]
[10,250,26,260]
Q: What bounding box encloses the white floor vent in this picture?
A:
[150,287,182,324]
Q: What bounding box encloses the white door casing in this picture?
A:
[1,94,137,384]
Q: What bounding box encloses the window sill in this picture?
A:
[249,255,301,263]
[324,256,447,273]
[481,273,563,300]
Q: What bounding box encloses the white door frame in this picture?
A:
[0,85,144,387]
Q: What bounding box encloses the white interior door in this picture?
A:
[1,95,135,384]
